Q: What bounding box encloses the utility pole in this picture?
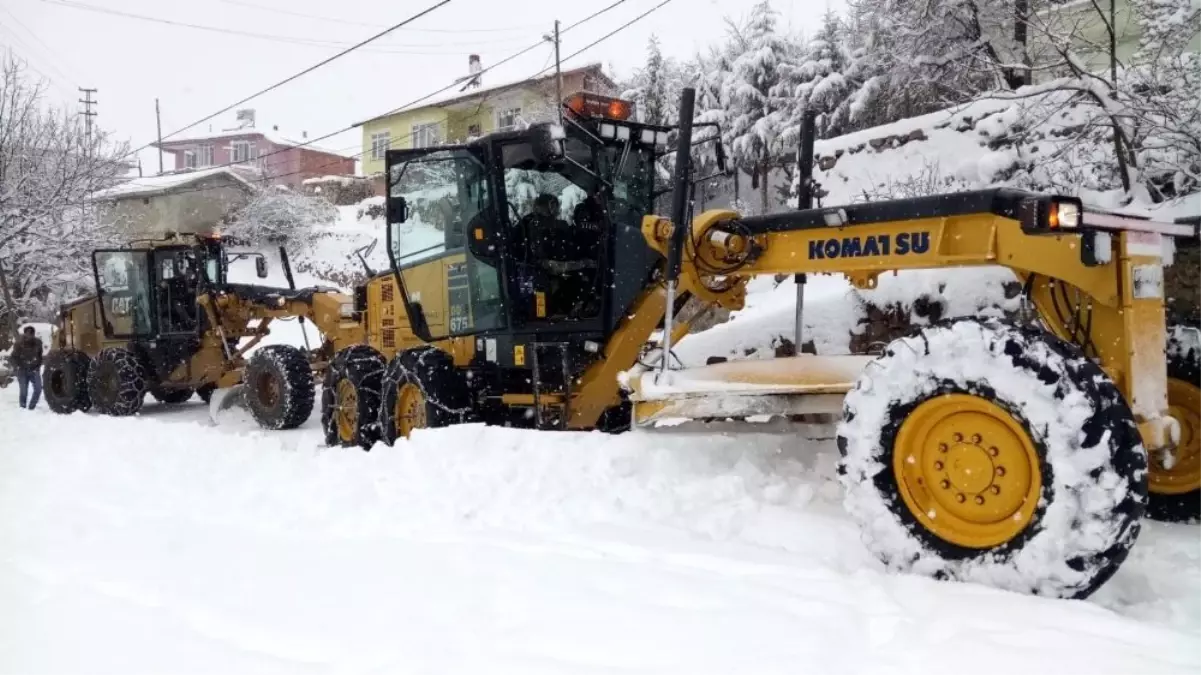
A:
[155,98,164,174]
[78,87,97,146]
[554,20,562,124]
[544,21,563,124]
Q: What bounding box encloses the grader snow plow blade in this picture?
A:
[627,355,875,426]
[207,384,247,424]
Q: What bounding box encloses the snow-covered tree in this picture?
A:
[723,1,796,213]
[0,55,128,338]
[223,187,338,249]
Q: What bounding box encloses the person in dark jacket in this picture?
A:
[10,326,43,410]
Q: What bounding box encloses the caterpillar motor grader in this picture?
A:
[314,88,1197,600]
[43,232,364,429]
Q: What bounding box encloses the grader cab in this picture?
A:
[44,233,364,429]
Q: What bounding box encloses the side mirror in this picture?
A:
[530,123,566,163]
[715,138,728,174]
[388,195,409,224]
[255,256,269,279]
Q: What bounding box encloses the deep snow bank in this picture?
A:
[0,393,1198,673]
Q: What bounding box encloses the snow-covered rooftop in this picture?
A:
[361,62,611,123]
[156,124,351,158]
[88,166,258,201]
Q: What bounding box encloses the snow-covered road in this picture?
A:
[1,388,1197,674]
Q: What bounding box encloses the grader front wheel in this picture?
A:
[838,318,1147,600]
[1147,326,1201,522]
[243,345,315,430]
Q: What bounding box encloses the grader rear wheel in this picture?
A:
[87,347,148,417]
[320,345,386,449]
[377,347,472,446]
[838,318,1146,600]
[43,349,92,414]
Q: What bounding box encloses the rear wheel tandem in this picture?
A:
[321,345,387,449]
[837,318,1147,600]
[43,349,93,414]
[243,345,315,430]
[87,347,149,417]
[377,347,473,446]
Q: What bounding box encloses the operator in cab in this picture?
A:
[519,192,602,319]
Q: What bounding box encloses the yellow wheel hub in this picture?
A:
[396,382,427,439]
[1151,378,1201,496]
[335,379,359,443]
[894,394,1042,549]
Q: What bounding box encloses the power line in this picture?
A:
[40,0,513,52]
[121,0,453,161]
[0,5,85,86]
[529,0,676,80]
[89,0,651,204]
[212,0,544,33]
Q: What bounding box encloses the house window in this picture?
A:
[467,123,481,138]
[496,107,521,132]
[412,123,440,149]
[231,140,254,163]
[370,131,391,160]
[183,150,197,169]
[196,144,214,167]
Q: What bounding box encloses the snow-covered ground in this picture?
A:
[2,263,1199,672]
[1,390,1198,673]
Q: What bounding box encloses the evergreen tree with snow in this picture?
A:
[723,1,795,214]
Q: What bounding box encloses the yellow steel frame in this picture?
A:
[615,209,1174,450]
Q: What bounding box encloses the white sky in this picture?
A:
[1,0,837,173]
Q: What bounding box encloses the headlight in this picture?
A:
[339,302,355,318]
[599,123,616,139]
[616,125,631,141]
[655,131,669,146]
[1051,201,1081,229]
[640,129,656,145]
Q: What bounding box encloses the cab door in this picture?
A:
[92,249,156,339]
[384,146,508,342]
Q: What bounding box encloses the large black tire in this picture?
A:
[196,384,216,404]
[42,349,92,414]
[243,345,315,430]
[151,386,195,405]
[838,318,1146,600]
[87,347,149,417]
[1148,325,1201,523]
[378,347,473,446]
[321,345,386,449]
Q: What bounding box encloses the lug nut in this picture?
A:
[940,479,951,489]
[939,443,949,453]
[975,495,985,505]
[996,467,1006,477]
[989,446,999,457]
[953,433,964,442]
[956,494,966,503]
[990,485,1001,495]
[934,461,944,471]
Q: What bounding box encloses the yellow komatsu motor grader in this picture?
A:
[44,233,364,429]
[311,89,1196,600]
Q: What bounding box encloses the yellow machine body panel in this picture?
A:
[621,206,1176,450]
